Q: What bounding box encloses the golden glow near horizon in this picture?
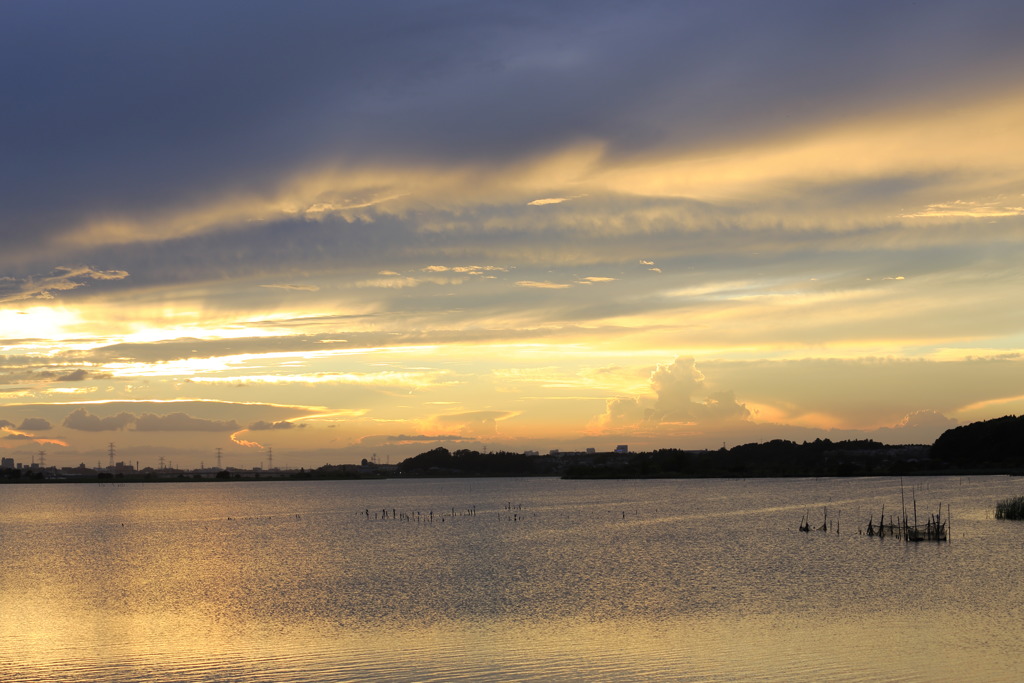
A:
[3,2,1024,466]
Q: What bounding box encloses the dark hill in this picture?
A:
[930,414,1024,468]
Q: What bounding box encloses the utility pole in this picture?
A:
[108,442,116,469]
[37,450,46,468]
[267,447,273,471]
[216,447,223,470]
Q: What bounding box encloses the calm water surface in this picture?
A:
[3,476,1024,682]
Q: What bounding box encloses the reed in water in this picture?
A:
[995,495,1024,520]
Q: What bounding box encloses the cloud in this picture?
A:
[902,199,1024,219]
[63,408,136,432]
[349,264,507,290]
[2,0,1023,272]
[0,267,128,303]
[134,412,241,432]
[433,410,517,437]
[355,275,424,289]
[895,410,958,431]
[421,265,508,275]
[649,358,749,423]
[0,420,14,429]
[57,369,90,382]
[3,2,1024,464]
[18,418,51,431]
[188,369,446,389]
[595,357,750,431]
[516,281,572,289]
[3,433,33,441]
[867,410,959,444]
[61,407,240,432]
[259,283,320,292]
[248,420,301,430]
[598,396,647,430]
[230,430,263,449]
[357,433,470,447]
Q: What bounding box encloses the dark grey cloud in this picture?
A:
[248,420,301,431]
[63,408,135,432]
[57,369,91,382]
[1,364,113,385]
[61,407,240,432]
[18,418,52,431]
[134,413,241,432]
[3,0,1023,268]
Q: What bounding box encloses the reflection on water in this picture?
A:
[2,476,1024,681]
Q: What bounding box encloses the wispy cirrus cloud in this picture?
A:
[515,281,572,289]
[901,198,1024,219]
[0,267,128,304]
[186,370,452,388]
[259,283,321,292]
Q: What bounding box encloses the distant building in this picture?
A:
[1,457,13,469]
[61,463,97,476]
[614,445,628,454]
[586,448,596,454]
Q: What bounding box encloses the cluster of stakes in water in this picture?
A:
[798,499,950,543]
[360,502,539,524]
[212,504,642,526]
[362,502,646,525]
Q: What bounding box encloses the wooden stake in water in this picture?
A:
[947,503,951,542]
[900,478,907,538]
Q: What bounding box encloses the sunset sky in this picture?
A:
[3,1,1024,468]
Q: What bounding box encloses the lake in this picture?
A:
[2,475,1024,681]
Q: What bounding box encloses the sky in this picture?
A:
[3,0,1024,469]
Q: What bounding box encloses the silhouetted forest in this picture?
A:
[930,414,1024,469]
[397,448,559,476]
[396,440,923,478]
[397,415,1024,478]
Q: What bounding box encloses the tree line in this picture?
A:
[396,415,1024,478]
